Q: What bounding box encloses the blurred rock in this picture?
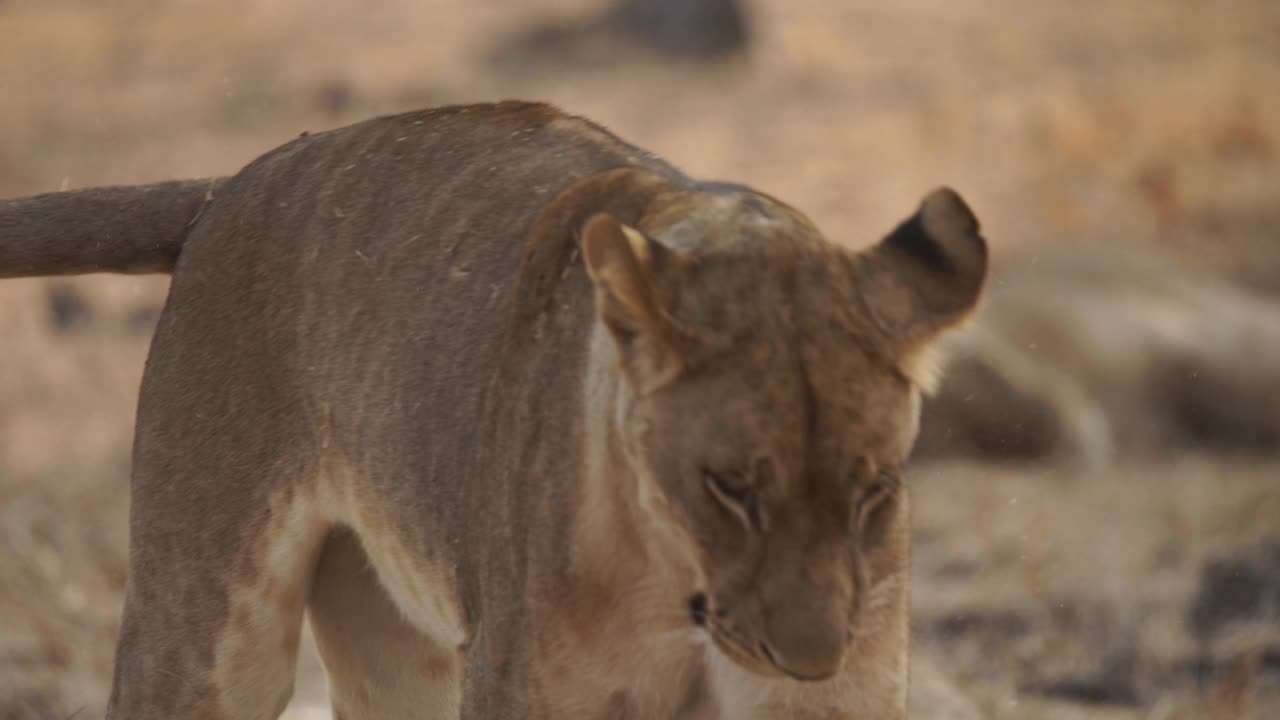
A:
[931,607,1033,644]
[1189,538,1280,646]
[44,282,93,334]
[1179,539,1280,717]
[485,0,751,72]
[1021,656,1141,708]
[606,0,750,59]
[312,79,356,118]
[916,248,1280,464]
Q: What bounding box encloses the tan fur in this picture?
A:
[621,224,653,266]
[0,101,987,719]
[308,529,462,720]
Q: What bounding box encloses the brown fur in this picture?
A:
[0,177,223,277]
[0,100,987,719]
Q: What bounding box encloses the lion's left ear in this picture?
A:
[580,212,695,387]
[852,188,988,380]
[581,212,673,344]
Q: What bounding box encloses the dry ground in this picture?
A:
[1,0,1278,717]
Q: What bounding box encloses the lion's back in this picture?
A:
[168,99,678,362]
[142,101,682,497]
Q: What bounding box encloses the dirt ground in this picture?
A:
[1,1,1278,718]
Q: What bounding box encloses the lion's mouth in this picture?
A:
[693,594,844,682]
[708,626,779,676]
[693,601,787,679]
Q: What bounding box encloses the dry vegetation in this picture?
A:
[1,0,1278,717]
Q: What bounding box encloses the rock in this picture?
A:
[45,281,93,333]
[1189,538,1280,645]
[484,0,752,72]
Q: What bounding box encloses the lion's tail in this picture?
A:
[0,177,227,278]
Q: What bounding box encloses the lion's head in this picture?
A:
[581,184,987,681]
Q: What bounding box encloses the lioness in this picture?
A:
[0,101,987,719]
[915,247,1280,464]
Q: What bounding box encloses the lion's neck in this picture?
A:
[571,328,671,590]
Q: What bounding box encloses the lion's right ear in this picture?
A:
[581,212,678,349]
[852,188,988,388]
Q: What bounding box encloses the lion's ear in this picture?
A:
[581,212,678,348]
[853,187,988,354]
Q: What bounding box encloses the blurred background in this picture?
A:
[1,0,1278,718]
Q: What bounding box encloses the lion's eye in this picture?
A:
[860,474,889,507]
[703,469,761,529]
[705,469,750,503]
[854,468,900,539]
[864,469,900,508]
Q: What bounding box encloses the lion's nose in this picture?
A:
[759,613,846,682]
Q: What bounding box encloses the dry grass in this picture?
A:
[1,0,1278,717]
[911,458,1280,719]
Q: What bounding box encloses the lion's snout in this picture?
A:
[759,600,848,682]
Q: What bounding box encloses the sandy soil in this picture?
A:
[1,1,1278,717]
